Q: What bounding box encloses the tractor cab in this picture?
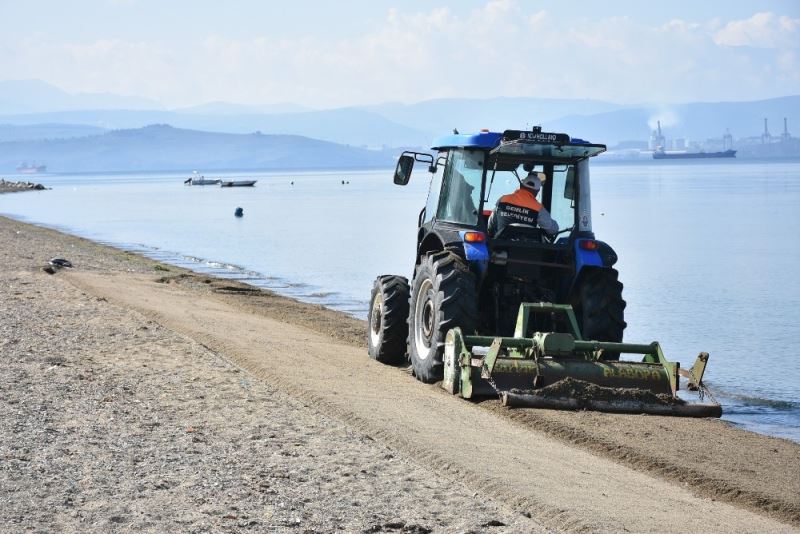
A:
[394,128,605,258]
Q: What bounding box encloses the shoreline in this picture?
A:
[3,210,797,442]
[2,215,799,531]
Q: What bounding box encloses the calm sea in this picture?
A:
[2,161,799,442]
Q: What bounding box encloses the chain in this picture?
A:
[698,382,719,405]
[481,361,503,399]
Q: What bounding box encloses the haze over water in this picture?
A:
[2,160,798,442]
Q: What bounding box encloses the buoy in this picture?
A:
[234,207,244,217]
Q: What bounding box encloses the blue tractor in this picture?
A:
[368,127,626,381]
[367,127,720,416]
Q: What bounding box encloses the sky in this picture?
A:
[0,0,798,109]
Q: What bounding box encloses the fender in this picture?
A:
[575,239,618,271]
[568,239,618,299]
[416,231,446,264]
[574,238,603,273]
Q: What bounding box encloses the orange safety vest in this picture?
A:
[490,188,543,236]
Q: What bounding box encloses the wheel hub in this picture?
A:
[369,293,383,347]
[414,279,435,359]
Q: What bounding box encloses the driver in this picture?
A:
[487,166,558,237]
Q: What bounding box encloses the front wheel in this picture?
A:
[575,268,627,360]
[408,252,478,383]
[367,275,410,364]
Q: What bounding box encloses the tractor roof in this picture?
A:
[431,129,606,161]
[431,131,503,150]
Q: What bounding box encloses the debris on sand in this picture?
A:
[44,258,73,274]
[49,258,73,268]
[511,377,684,407]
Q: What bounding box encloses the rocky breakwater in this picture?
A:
[0,178,47,193]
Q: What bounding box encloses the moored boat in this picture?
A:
[653,148,736,160]
[220,180,257,187]
[184,171,221,185]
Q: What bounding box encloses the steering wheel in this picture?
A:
[544,226,573,243]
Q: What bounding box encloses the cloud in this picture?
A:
[713,12,800,48]
[1,2,798,108]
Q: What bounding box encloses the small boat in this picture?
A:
[184,171,221,185]
[220,180,257,187]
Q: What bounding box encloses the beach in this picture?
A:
[1,214,798,533]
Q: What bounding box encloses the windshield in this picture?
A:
[484,163,576,236]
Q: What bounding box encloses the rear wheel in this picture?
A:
[368,275,410,364]
[575,268,627,360]
[409,252,478,383]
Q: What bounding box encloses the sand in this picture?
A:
[1,214,798,533]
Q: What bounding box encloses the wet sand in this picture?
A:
[1,215,798,533]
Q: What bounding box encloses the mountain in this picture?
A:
[545,96,800,145]
[0,123,108,142]
[174,101,312,115]
[0,79,162,114]
[0,81,796,148]
[363,97,627,135]
[0,108,430,148]
[0,124,395,173]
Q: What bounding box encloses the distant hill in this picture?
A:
[0,81,796,148]
[364,95,799,145]
[363,97,627,135]
[0,124,395,173]
[0,108,431,148]
[0,123,108,142]
[0,79,162,114]
[545,96,800,145]
[174,101,312,115]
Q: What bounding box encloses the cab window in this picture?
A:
[548,165,576,235]
[437,149,483,225]
[422,151,446,223]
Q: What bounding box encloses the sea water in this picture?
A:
[2,161,799,442]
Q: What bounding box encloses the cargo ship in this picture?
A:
[653,148,736,160]
[16,162,47,174]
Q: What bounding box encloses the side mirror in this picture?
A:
[394,155,414,185]
[564,166,576,200]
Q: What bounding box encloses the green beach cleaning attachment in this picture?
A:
[442,303,720,417]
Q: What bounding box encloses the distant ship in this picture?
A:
[653,148,736,160]
[16,162,47,174]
